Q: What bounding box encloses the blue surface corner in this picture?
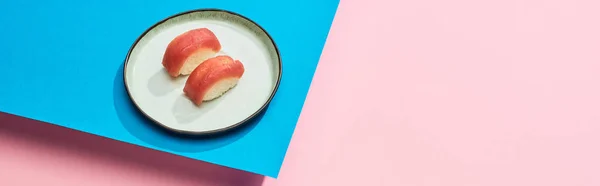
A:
[0,0,339,177]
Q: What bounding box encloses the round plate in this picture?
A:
[123,9,281,135]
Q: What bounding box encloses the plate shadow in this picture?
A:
[114,63,265,152]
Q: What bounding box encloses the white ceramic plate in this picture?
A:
[123,9,281,135]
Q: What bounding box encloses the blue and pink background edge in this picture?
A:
[0,0,341,178]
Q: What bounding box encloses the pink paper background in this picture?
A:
[2,0,600,185]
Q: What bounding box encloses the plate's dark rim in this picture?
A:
[123,8,283,136]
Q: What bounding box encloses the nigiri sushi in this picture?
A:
[162,28,221,78]
[183,55,245,106]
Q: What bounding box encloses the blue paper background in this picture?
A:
[0,0,339,177]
